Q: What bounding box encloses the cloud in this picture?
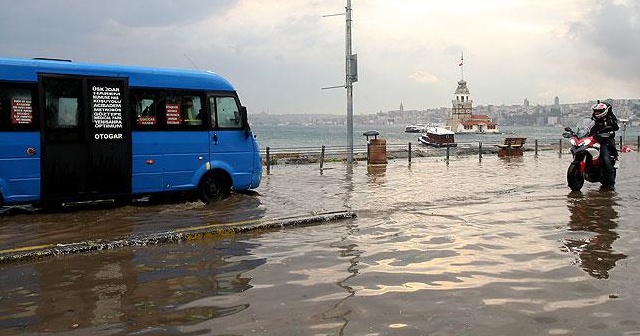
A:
[0,0,637,114]
[0,1,236,63]
[568,0,640,80]
[410,71,440,83]
[0,1,235,29]
[111,0,235,28]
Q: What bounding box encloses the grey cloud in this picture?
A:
[1,1,235,28]
[0,1,237,61]
[109,0,236,28]
[569,1,640,79]
[0,1,235,45]
[274,13,324,47]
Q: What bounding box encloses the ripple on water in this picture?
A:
[2,153,640,335]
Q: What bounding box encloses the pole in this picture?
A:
[345,0,354,164]
[559,139,562,155]
[619,135,623,152]
[460,51,464,80]
[266,147,271,174]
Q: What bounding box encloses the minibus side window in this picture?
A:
[132,89,205,130]
[165,93,203,129]
[211,96,242,129]
[131,89,162,130]
[44,79,82,129]
[0,86,36,131]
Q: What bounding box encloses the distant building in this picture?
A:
[551,96,562,115]
[446,60,499,134]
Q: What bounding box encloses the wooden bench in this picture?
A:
[494,137,527,157]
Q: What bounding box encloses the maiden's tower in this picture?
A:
[446,54,499,134]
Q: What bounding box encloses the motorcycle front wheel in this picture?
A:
[567,162,584,191]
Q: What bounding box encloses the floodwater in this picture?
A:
[1,152,640,335]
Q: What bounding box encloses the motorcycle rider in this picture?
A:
[589,100,619,188]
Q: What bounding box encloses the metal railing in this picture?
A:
[260,136,640,172]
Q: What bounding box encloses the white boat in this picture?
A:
[404,123,428,133]
[418,126,457,147]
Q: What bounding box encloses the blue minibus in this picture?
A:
[0,57,262,207]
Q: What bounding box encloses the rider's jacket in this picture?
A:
[590,113,619,139]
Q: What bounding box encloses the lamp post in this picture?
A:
[345,0,355,163]
[323,0,357,163]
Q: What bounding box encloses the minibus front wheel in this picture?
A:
[198,170,231,203]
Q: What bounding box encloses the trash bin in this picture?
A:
[363,130,387,164]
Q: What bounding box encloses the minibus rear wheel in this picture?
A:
[198,171,230,203]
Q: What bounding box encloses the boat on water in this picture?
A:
[418,126,457,147]
[404,123,428,133]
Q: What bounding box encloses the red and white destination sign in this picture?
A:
[11,98,33,124]
[166,103,182,125]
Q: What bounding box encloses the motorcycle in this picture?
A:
[562,118,617,191]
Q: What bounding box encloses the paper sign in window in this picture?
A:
[138,116,156,126]
[11,98,33,124]
[166,103,181,125]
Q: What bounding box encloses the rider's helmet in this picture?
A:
[591,101,609,119]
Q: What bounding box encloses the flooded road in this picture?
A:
[1,152,640,335]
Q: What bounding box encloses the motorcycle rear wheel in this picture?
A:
[567,162,584,191]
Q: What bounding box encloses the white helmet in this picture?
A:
[591,102,609,119]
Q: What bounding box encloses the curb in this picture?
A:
[0,211,357,264]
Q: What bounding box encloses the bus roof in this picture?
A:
[0,57,236,91]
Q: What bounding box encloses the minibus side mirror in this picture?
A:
[241,106,250,137]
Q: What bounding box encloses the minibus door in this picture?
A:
[40,76,131,203]
[208,96,254,178]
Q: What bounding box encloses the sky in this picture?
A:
[1,0,639,115]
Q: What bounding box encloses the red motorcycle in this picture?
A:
[563,118,616,191]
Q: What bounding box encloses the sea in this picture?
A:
[251,123,640,150]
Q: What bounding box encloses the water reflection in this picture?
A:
[498,156,525,167]
[342,165,355,211]
[0,192,269,334]
[2,153,640,334]
[323,221,362,336]
[564,190,626,279]
[0,238,266,334]
[0,192,266,252]
[366,164,387,185]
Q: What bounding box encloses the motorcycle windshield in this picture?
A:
[574,118,595,138]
